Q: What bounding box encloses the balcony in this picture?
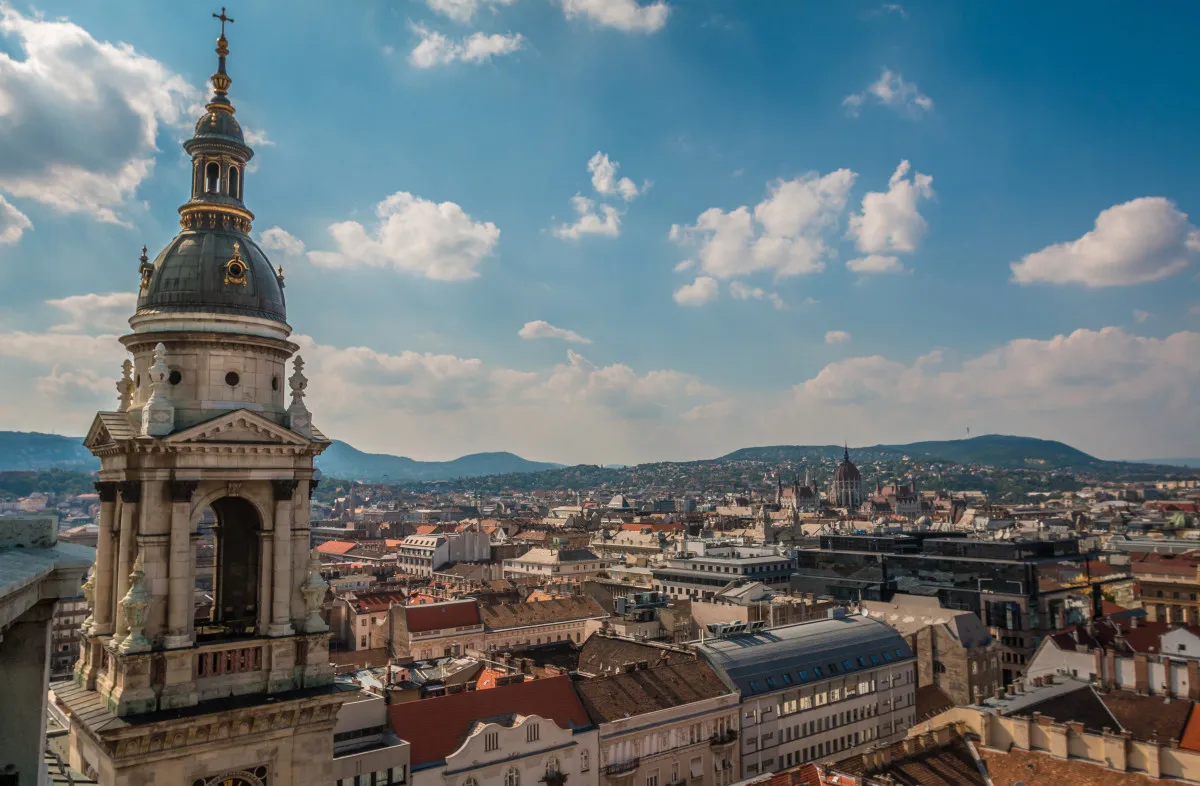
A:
[602,759,640,777]
[710,730,738,749]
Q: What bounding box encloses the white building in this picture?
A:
[389,675,599,786]
[695,612,917,779]
[397,535,449,577]
[333,691,411,786]
[503,548,612,583]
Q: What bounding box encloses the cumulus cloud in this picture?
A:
[846,254,905,276]
[673,276,719,306]
[825,330,852,345]
[0,195,31,244]
[3,313,1200,463]
[518,320,592,344]
[729,281,784,309]
[847,160,933,256]
[0,6,199,223]
[307,191,499,281]
[409,24,524,68]
[45,292,136,334]
[553,152,644,239]
[425,0,517,24]
[588,152,643,201]
[258,226,306,256]
[1010,197,1200,287]
[553,195,620,239]
[843,68,933,118]
[559,0,669,33]
[671,169,856,281]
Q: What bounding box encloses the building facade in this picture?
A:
[576,660,741,786]
[696,614,917,780]
[652,545,794,601]
[503,548,612,584]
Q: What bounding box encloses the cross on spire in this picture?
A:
[213,7,234,36]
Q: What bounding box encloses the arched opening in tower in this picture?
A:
[205,161,221,194]
[208,496,261,634]
[228,166,240,199]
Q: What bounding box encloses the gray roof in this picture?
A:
[138,229,286,323]
[695,615,914,697]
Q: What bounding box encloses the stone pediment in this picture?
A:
[165,410,311,446]
[84,412,138,451]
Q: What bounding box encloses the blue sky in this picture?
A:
[0,0,1198,464]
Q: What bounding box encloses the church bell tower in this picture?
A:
[55,11,347,785]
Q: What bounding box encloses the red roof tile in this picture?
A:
[1180,705,1200,752]
[351,591,408,614]
[388,675,590,766]
[317,540,357,555]
[404,599,482,633]
[415,524,442,535]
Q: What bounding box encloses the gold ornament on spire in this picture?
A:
[138,245,154,289]
[210,8,235,101]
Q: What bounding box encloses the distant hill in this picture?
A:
[0,432,98,471]
[721,435,1110,471]
[0,431,561,482]
[315,440,562,482]
[1138,458,1200,469]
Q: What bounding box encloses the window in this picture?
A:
[894,649,904,658]
[843,659,853,671]
[798,670,809,681]
[830,688,841,702]
[527,723,541,742]
[782,673,792,685]
[546,758,560,777]
[765,677,777,689]
[828,663,839,675]
[581,751,590,772]
[465,779,479,786]
[506,769,520,786]
[205,161,220,192]
[749,680,761,692]
[229,166,240,198]
[814,666,824,678]
[647,772,659,786]
[485,732,499,752]
[883,651,893,662]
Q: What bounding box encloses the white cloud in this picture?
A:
[729,281,784,309]
[559,0,669,33]
[258,226,306,256]
[553,195,620,239]
[1011,197,1200,287]
[409,24,524,68]
[671,169,856,280]
[843,68,933,118]
[825,330,852,345]
[0,6,200,223]
[3,315,1200,464]
[1133,309,1151,324]
[588,152,642,201]
[45,292,136,334]
[518,320,592,344]
[425,0,517,24]
[553,152,645,239]
[0,194,31,244]
[673,276,719,306]
[307,191,499,281]
[847,160,933,255]
[243,127,273,147]
[846,254,905,275]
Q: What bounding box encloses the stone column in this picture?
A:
[257,532,274,636]
[291,478,313,626]
[137,477,170,642]
[269,479,297,637]
[164,480,198,649]
[113,481,141,636]
[92,482,119,636]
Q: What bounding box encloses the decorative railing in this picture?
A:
[196,644,263,678]
[601,759,640,776]
[710,730,737,747]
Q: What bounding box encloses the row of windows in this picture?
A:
[746,651,907,694]
[334,766,406,786]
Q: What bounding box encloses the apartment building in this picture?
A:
[652,544,794,601]
[695,613,917,779]
[576,660,741,786]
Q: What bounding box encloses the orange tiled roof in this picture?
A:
[317,540,356,555]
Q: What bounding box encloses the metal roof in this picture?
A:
[695,614,913,697]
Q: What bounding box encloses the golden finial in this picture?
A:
[210,8,235,99]
[138,245,153,289]
[224,241,248,287]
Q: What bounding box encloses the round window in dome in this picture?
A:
[168,370,182,385]
[225,371,240,387]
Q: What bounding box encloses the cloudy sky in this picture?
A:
[1,0,1198,464]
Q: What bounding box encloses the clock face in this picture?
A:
[219,779,255,786]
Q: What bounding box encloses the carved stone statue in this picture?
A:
[299,548,329,633]
[80,565,96,634]
[118,553,152,654]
